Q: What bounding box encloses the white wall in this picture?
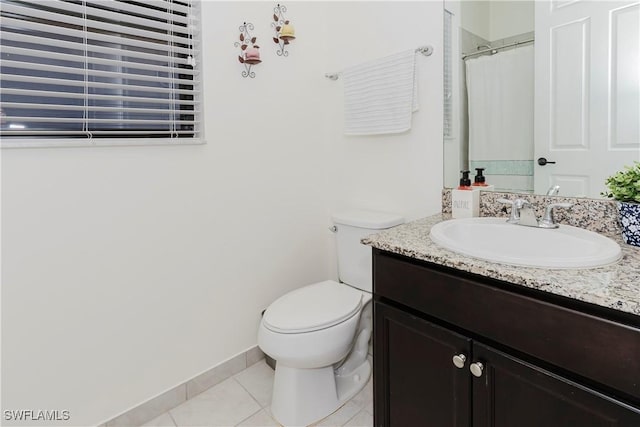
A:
[461,1,491,41]
[489,1,534,41]
[460,1,534,42]
[324,2,444,227]
[0,2,443,426]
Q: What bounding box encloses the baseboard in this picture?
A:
[100,345,265,427]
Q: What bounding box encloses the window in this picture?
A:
[443,9,453,139]
[0,0,202,147]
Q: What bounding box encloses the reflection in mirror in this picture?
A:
[443,1,640,198]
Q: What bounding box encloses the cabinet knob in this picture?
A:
[452,354,467,369]
[470,362,484,377]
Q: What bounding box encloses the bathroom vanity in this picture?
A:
[364,215,640,427]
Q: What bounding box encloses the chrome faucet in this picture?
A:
[539,202,573,228]
[546,185,560,196]
[498,199,572,228]
[498,198,535,225]
[516,200,539,227]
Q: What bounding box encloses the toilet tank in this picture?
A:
[332,210,404,292]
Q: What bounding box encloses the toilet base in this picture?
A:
[336,356,371,403]
[270,359,371,427]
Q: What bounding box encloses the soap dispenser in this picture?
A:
[457,170,472,190]
[452,170,480,218]
[471,168,495,191]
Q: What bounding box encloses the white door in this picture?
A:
[534,1,640,197]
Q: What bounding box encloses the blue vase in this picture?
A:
[618,202,640,247]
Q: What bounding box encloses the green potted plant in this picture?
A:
[602,161,640,247]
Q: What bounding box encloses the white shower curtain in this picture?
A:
[466,45,534,186]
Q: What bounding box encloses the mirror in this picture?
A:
[443,1,640,198]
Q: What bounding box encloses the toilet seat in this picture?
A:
[262,280,364,334]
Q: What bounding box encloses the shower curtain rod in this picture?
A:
[462,38,534,60]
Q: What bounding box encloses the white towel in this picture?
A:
[342,50,418,136]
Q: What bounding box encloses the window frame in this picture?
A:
[0,0,204,148]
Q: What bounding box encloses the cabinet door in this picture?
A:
[374,301,471,427]
[472,342,640,427]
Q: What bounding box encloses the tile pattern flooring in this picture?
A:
[141,359,373,427]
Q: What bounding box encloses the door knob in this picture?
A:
[470,362,484,377]
[452,354,467,369]
[537,157,556,166]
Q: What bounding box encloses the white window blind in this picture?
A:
[443,9,453,139]
[0,0,202,147]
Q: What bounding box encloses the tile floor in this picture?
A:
[141,359,373,427]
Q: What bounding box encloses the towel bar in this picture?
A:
[325,45,433,81]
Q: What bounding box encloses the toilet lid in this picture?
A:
[262,280,364,334]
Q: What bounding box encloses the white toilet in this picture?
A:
[258,210,404,427]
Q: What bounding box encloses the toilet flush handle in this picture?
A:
[329,226,338,233]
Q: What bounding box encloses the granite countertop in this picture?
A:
[363,214,640,317]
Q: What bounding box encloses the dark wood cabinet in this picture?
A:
[472,342,640,427]
[373,249,640,427]
[374,302,471,427]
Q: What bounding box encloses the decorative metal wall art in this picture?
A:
[235,22,261,78]
[272,4,295,57]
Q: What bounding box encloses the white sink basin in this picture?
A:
[429,217,622,269]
